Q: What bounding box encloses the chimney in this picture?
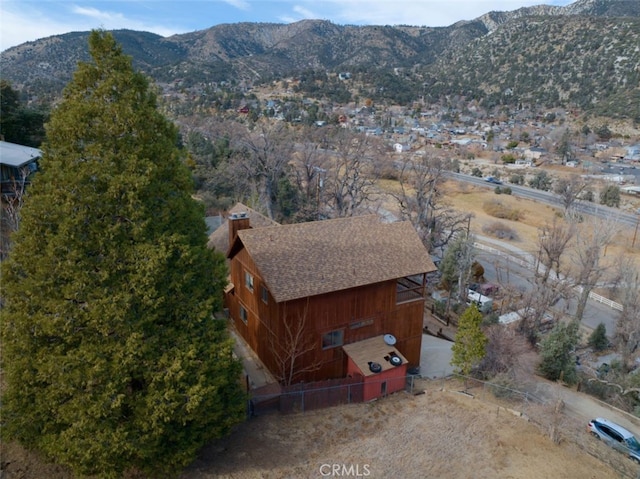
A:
[229,211,250,245]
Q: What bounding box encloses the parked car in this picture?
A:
[588,418,640,463]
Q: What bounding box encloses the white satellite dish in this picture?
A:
[383,334,397,346]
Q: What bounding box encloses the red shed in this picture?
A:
[343,335,407,401]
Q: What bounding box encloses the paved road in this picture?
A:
[474,235,620,336]
[448,171,640,228]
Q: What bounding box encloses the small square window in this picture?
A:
[261,285,268,304]
[239,305,248,325]
[245,271,254,292]
[322,330,344,350]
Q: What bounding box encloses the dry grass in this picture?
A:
[483,199,524,221]
[181,383,617,479]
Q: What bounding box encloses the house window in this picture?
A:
[245,271,254,292]
[239,305,248,325]
[322,330,344,350]
[261,285,268,304]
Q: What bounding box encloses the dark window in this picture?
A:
[600,425,623,443]
[245,271,254,292]
[261,285,268,304]
[240,305,248,325]
[322,330,344,350]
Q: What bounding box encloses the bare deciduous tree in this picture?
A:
[479,324,535,379]
[233,121,294,220]
[570,215,619,323]
[324,128,384,218]
[613,257,640,371]
[289,126,331,220]
[270,301,322,386]
[535,216,575,285]
[517,278,572,345]
[394,155,472,252]
[1,165,31,258]
[553,176,587,213]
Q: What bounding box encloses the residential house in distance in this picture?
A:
[0,140,41,197]
[224,213,437,387]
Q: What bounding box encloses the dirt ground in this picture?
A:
[180,382,616,479]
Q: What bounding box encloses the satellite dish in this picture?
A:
[384,334,397,346]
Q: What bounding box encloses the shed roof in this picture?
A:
[342,335,407,377]
[0,141,41,168]
[231,215,436,303]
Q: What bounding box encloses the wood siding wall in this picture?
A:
[228,251,425,384]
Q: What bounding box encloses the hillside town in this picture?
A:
[2,3,640,478]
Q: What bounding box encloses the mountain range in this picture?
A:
[1,0,639,119]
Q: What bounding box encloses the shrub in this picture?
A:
[482,313,500,327]
[488,373,520,399]
[501,186,512,195]
[510,174,524,185]
[529,170,552,191]
[588,323,609,351]
[600,185,621,207]
[501,154,516,164]
[471,167,483,177]
[482,221,519,240]
[482,199,522,221]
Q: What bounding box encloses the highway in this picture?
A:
[448,171,640,228]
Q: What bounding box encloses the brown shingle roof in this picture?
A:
[234,215,436,303]
[207,202,279,255]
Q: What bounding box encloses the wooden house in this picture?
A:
[225,213,437,385]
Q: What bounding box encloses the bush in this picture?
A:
[529,170,552,191]
[588,323,609,351]
[501,186,512,195]
[501,154,516,164]
[494,186,503,194]
[482,221,519,240]
[471,167,483,177]
[600,185,621,207]
[488,373,520,399]
[510,174,524,185]
[482,199,522,221]
[483,313,500,327]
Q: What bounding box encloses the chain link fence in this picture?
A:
[251,372,640,477]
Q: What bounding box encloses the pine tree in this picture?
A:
[538,320,580,384]
[0,31,245,477]
[451,305,487,377]
[588,323,609,352]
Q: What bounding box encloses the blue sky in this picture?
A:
[1,0,574,52]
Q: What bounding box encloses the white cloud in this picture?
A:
[0,4,180,51]
[292,6,318,20]
[0,7,75,51]
[222,0,251,10]
[295,0,573,26]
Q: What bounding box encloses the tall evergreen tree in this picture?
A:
[451,305,487,377]
[0,31,245,477]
